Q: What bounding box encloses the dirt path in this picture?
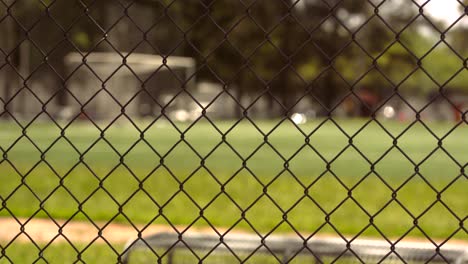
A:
[0,217,213,245]
[1,217,467,248]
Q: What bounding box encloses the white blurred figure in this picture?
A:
[291,113,307,125]
[174,110,190,122]
[383,106,396,119]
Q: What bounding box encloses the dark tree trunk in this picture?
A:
[322,71,336,111]
[233,81,244,119]
[278,15,295,117]
[1,17,16,119]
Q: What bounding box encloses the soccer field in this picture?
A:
[0,118,467,240]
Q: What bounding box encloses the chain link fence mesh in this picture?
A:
[0,0,468,263]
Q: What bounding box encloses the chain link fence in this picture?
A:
[0,0,468,263]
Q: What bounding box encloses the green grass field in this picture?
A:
[0,242,122,263]
[0,117,467,244]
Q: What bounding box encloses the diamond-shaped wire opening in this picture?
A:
[223,168,264,210]
[66,62,105,100]
[163,141,202,182]
[123,140,161,176]
[331,146,371,186]
[25,113,62,146]
[81,138,121,176]
[8,0,46,29]
[266,120,305,157]
[27,11,67,51]
[311,70,354,112]
[226,16,267,58]
[40,186,79,219]
[396,121,439,162]
[376,0,420,31]
[186,17,227,58]
[81,188,120,223]
[79,244,121,264]
[203,193,242,228]
[329,198,371,236]
[102,66,143,104]
[372,201,415,238]
[145,16,185,55]
[307,172,348,213]
[142,118,182,155]
[224,119,264,156]
[352,120,393,158]
[2,184,40,216]
[100,165,140,206]
[123,184,164,222]
[439,176,468,219]
[208,0,248,32]
[159,191,200,226]
[200,89,243,122]
[100,216,144,247]
[0,119,23,146]
[11,40,46,74]
[244,195,284,232]
[0,162,22,199]
[441,115,468,151]
[62,163,100,203]
[66,11,107,51]
[419,149,461,188]
[375,148,415,187]
[107,15,145,51]
[308,120,349,160]
[183,168,221,206]
[103,115,140,152]
[204,144,243,183]
[39,242,82,263]
[23,162,61,201]
[421,42,464,85]
[420,95,462,124]
[332,44,374,84]
[417,202,461,238]
[245,143,285,182]
[125,2,160,32]
[3,136,42,174]
[445,17,468,57]
[376,42,419,85]
[288,144,327,181]
[81,89,123,124]
[249,0,291,30]
[45,0,87,29]
[264,170,305,210]
[396,176,438,216]
[244,93,286,124]
[61,118,101,150]
[286,196,327,233]
[315,17,355,58]
[85,0,126,32]
[183,121,222,156]
[1,242,46,263]
[350,172,393,214]
[8,87,46,123]
[398,14,440,55]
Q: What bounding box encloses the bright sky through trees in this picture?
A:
[419,0,465,25]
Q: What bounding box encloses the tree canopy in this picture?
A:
[1,0,467,117]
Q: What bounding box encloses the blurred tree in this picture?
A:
[2,0,464,119]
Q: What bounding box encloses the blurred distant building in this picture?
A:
[63,52,195,121]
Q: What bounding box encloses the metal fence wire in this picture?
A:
[0,0,468,263]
